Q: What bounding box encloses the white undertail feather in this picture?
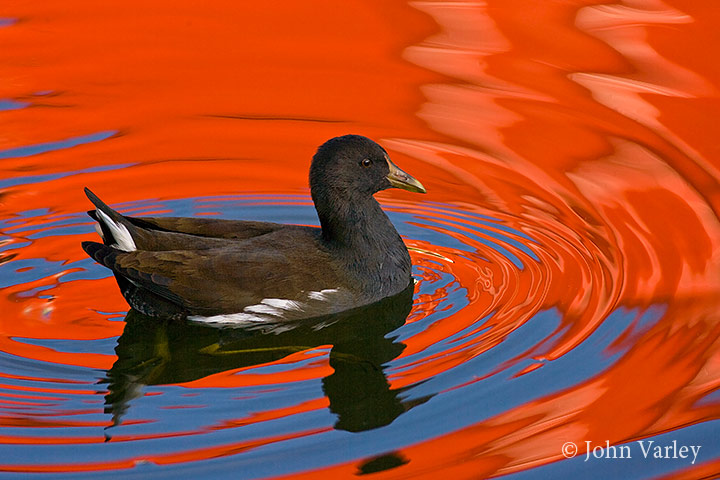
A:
[96,209,136,252]
[94,223,104,240]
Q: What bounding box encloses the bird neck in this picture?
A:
[313,190,412,296]
[314,191,393,247]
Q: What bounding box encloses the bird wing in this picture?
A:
[83,237,347,316]
[127,216,295,241]
[85,187,309,246]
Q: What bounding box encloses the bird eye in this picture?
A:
[361,158,372,168]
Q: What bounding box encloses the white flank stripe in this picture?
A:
[307,289,339,301]
[188,312,268,325]
[189,299,306,326]
[261,298,304,311]
[244,304,283,316]
[96,209,136,252]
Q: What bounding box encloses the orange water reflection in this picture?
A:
[1,0,720,478]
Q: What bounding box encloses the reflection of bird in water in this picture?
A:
[102,283,433,440]
[82,135,426,323]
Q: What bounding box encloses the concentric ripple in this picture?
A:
[2,0,720,478]
[2,192,705,478]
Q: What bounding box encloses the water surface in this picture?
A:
[1,1,719,478]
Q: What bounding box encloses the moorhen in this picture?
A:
[82,134,426,324]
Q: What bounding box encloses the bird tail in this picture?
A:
[84,187,137,252]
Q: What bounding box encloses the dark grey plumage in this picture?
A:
[82,135,426,323]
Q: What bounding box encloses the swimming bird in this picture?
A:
[82,134,426,324]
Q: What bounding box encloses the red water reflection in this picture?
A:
[1,0,720,478]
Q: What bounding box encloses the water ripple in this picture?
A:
[0,131,118,161]
[0,193,683,477]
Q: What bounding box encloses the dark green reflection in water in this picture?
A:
[102,283,432,439]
